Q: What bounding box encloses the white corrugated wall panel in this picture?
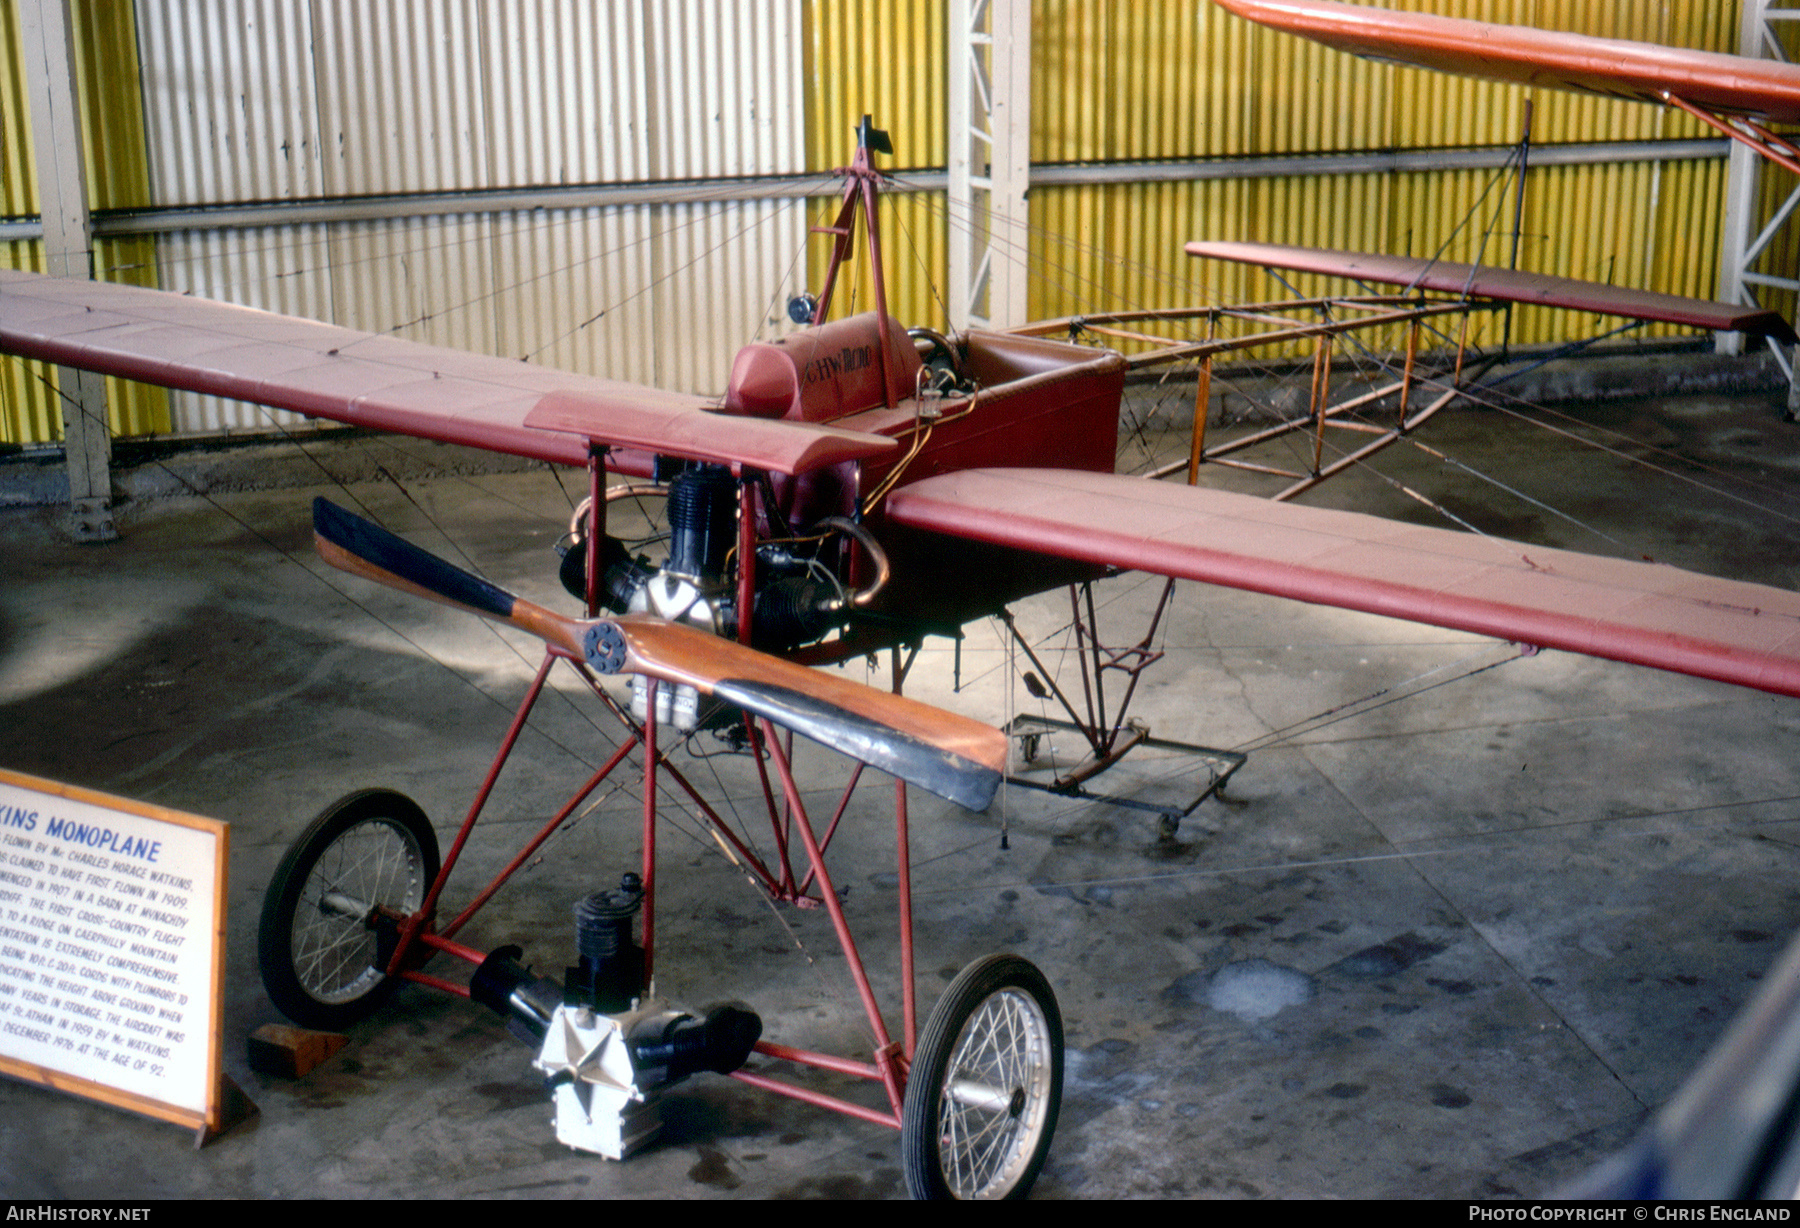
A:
[135,0,806,434]
[323,214,501,353]
[484,198,809,395]
[481,1,653,185]
[487,206,660,380]
[137,0,326,204]
[311,0,490,196]
[647,0,805,179]
[651,198,810,393]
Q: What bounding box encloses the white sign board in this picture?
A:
[0,768,230,1135]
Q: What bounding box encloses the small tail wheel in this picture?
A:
[258,789,440,1031]
[902,954,1064,1200]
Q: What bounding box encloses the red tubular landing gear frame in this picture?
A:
[258,453,1063,1198]
[390,646,921,1127]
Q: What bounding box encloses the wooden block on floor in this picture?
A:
[247,1024,348,1079]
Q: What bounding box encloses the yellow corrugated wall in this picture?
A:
[803,0,950,330]
[0,0,165,446]
[0,0,49,443]
[805,0,1755,352]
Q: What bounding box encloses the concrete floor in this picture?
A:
[4,378,1800,1198]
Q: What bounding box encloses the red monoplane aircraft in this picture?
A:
[6,110,1800,1198]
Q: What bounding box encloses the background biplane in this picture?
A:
[1200,0,1800,401]
[1197,0,1800,1199]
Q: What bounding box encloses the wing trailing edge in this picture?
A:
[885,468,1800,700]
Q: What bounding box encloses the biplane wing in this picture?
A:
[1187,241,1800,345]
[0,269,898,478]
[884,468,1800,700]
[1211,0,1800,124]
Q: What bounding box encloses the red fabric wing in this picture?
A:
[1188,242,1797,344]
[1212,0,1800,124]
[0,270,897,475]
[884,468,1800,698]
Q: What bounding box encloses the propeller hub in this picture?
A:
[583,622,628,674]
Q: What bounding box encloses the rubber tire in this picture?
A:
[258,789,439,1031]
[902,954,1064,1200]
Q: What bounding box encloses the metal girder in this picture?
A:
[0,139,1724,246]
[1718,0,1800,413]
[948,0,1031,330]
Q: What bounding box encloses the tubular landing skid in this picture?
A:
[999,580,1246,840]
[1003,716,1244,839]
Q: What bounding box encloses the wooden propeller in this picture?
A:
[312,498,1005,811]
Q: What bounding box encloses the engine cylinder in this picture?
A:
[566,874,645,1013]
[665,465,736,583]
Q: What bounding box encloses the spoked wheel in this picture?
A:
[902,954,1064,1200]
[258,789,440,1031]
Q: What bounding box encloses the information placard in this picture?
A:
[0,768,232,1136]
